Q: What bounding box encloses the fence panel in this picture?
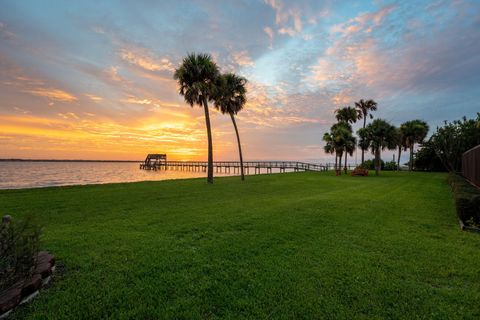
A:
[462,145,480,188]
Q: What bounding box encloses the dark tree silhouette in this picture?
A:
[174,53,219,184]
[213,73,247,180]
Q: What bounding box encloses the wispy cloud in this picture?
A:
[84,93,103,102]
[120,48,174,72]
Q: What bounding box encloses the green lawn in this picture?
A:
[2,171,479,319]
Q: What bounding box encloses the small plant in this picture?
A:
[0,215,42,292]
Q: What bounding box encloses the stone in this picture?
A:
[21,274,42,298]
[36,251,55,266]
[34,261,52,279]
[0,282,22,314]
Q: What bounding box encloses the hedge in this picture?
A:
[448,173,480,227]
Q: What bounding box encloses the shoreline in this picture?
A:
[0,172,283,191]
[0,159,142,163]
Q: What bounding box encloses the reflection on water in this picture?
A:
[0,161,239,189]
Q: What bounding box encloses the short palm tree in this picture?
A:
[400,120,429,171]
[355,99,378,163]
[357,119,398,176]
[213,73,247,180]
[174,53,219,184]
[343,134,357,174]
[322,132,337,171]
[331,122,352,175]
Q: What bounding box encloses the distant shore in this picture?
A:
[0,159,141,163]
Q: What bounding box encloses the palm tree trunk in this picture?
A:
[375,148,381,176]
[344,152,348,174]
[409,144,413,171]
[230,113,245,181]
[338,153,343,176]
[334,154,338,175]
[397,146,402,171]
[202,97,214,184]
[361,116,366,164]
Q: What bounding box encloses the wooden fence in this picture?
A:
[462,145,480,188]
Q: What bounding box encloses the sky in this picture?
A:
[0,0,479,162]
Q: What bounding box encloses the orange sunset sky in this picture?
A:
[1,1,479,161]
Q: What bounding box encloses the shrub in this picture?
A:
[384,161,398,171]
[0,215,42,292]
[361,159,385,170]
[448,173,480,227]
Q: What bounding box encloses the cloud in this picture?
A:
[264,26,274,48]
[231,50,254,67]
[120,48,174,72]
[330,4,397,36]
[85,93,103,102]
[57,112,79,120]
[265,0,302,36]
[25,87,77,102]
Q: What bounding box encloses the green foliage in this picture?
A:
[0,215,41,292]
[354,99,377,122]
[361,159,383,170]
[430,113,480,172]
[213,73,247,115]
[400,120,429,171]
[173,53,220,107]
[384,161,398,171]
[448,173,480,226]
[414,139,447,172]
[335,106,358,124]
[212,72,248,180]
[2,173,480,319]
[361,160,397,171]
[173,53,220,184]
[357,119,398,175]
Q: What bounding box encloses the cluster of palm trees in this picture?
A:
[174,53,247,184]
[323,99,377,175]
[323,99,429,176]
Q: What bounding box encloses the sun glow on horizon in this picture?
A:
[0,1,479,161]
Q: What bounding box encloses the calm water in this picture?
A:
[0,161,239,189]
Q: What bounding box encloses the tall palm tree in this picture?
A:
[213,73,247,180]
[174,53,219,184]
[335,106,358,124]
[400,120,429,171]
[355,99,378,163]
[357,119,398,176]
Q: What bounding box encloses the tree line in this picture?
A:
[415,113,480,172]
[323,100,430,176]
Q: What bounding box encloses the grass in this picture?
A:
[1,171,479,319]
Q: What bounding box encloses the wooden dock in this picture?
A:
[140,160,327,173]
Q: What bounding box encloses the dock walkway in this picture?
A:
[140,161,328,173]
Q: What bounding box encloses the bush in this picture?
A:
[0,215,42,292]
[361,159,385,170]
[448,173,480,227]
[384,161,398,171]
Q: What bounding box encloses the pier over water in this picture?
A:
[140,158,328,174]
